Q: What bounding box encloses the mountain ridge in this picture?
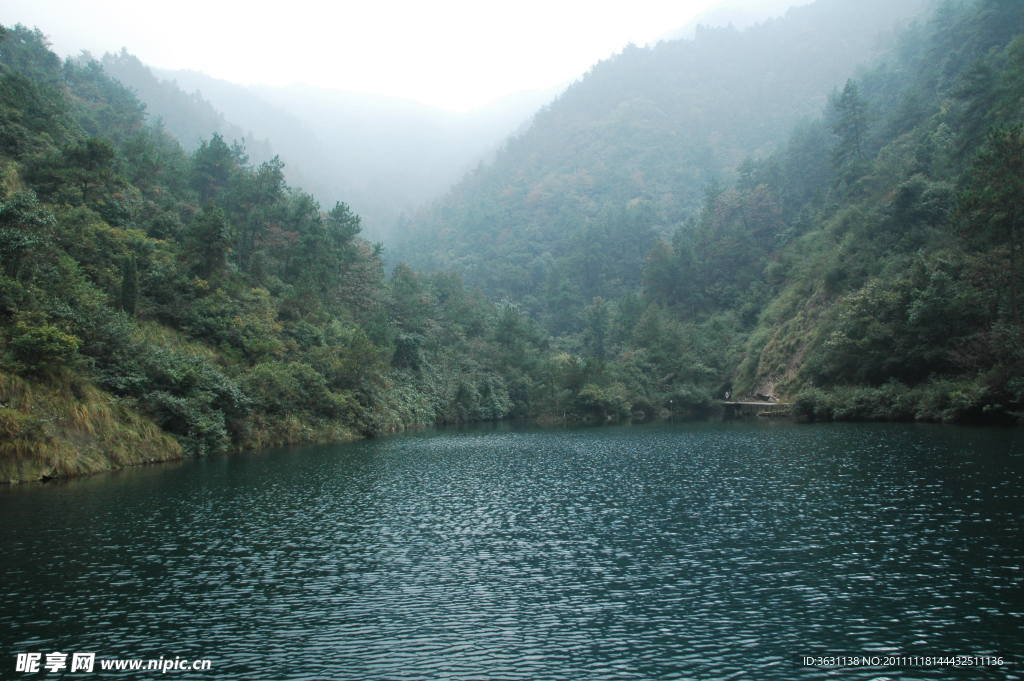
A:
[395,0,934,325]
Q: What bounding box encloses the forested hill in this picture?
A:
[725,0,1024,416]
[1,0,1022,483]
[109,62,551,242]
[405,0,1022,426]
[0,24,549,482]
[394,0,932,328]
[99,50,276,163]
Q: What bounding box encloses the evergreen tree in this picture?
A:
[188,206,231,280]
[960,124,1024,323]
[830,79,868,175]
[119,255,138,317]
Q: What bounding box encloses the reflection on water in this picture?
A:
[1,421,1022,679]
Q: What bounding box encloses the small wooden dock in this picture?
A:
[720,401,792,418]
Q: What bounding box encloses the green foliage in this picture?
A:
[185,206,230,279]
[0,18,592,476]
[118,255,138,316]
[0,26,67,156]
[575,383,630,422]
[830,80,869,179]
[242,361,353,419]
[397,0,929,324]
[726,0,1024,421]
[391,333,424,370]
[663,384,715,417]
[7,315,80,374]
[959,124,1024,321]
[4,2,1024,479]
[0,190,55,280]
[793,378,1008,424]
[190,133,239,202]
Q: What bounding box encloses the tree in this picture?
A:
[388,263,431,333]
[960,124,1024,323]
[582,297,610,362]
[830,80,868,174]
[190,133,237,203]
[229,155,285,275]
[326,201,361,246]
[118,255,138,317]
[187,206,231,280]
[391,333,424,370]
[0,71,68,154]
[8,315,81,375]
[64,137,117,203]
[0,191,55,281]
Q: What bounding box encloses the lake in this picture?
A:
[1,421,1021,679]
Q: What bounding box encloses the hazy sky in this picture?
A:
[6,0,810,111]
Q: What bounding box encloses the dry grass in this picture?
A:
[0,370,183,484]
[234,413,359,453]
[132,321,221,361]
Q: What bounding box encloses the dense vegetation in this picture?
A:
[732,0,1024,421]
[395,0,929,326]
[398,0,1024,426]
[108,61,550,242]
[99,50,276,161]
[0,25,547,481]
[1,0,1021,482]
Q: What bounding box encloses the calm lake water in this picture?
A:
[1,421,1022,680]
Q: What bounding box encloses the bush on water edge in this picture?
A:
[792,378,1022,425]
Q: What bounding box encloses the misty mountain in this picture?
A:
[99,60,345,228]
[99,50,275,163]
[395,0,933,326]
[151,69,554,240]
[660,0,816,41]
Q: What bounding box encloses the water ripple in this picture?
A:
[1,422,1022,680]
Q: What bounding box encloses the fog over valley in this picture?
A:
[7,0,832,240]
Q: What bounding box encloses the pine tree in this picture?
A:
[119,255,138,317]
[831,80,868,174]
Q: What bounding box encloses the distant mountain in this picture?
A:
[660,0,816,41]
[99,51,276,162]
[250,82,557,237]
[395,0,934,328]
[150,70,554,240]
[101,61,338,224]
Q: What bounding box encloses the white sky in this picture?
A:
[4,0,807,112]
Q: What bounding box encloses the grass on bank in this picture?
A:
[0,369,183,483]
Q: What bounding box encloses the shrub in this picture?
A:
[575,383,630,421]
[243,361,359,421]
[792,387,834,421]
[664,384,713,416]
[8,317,81,374]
